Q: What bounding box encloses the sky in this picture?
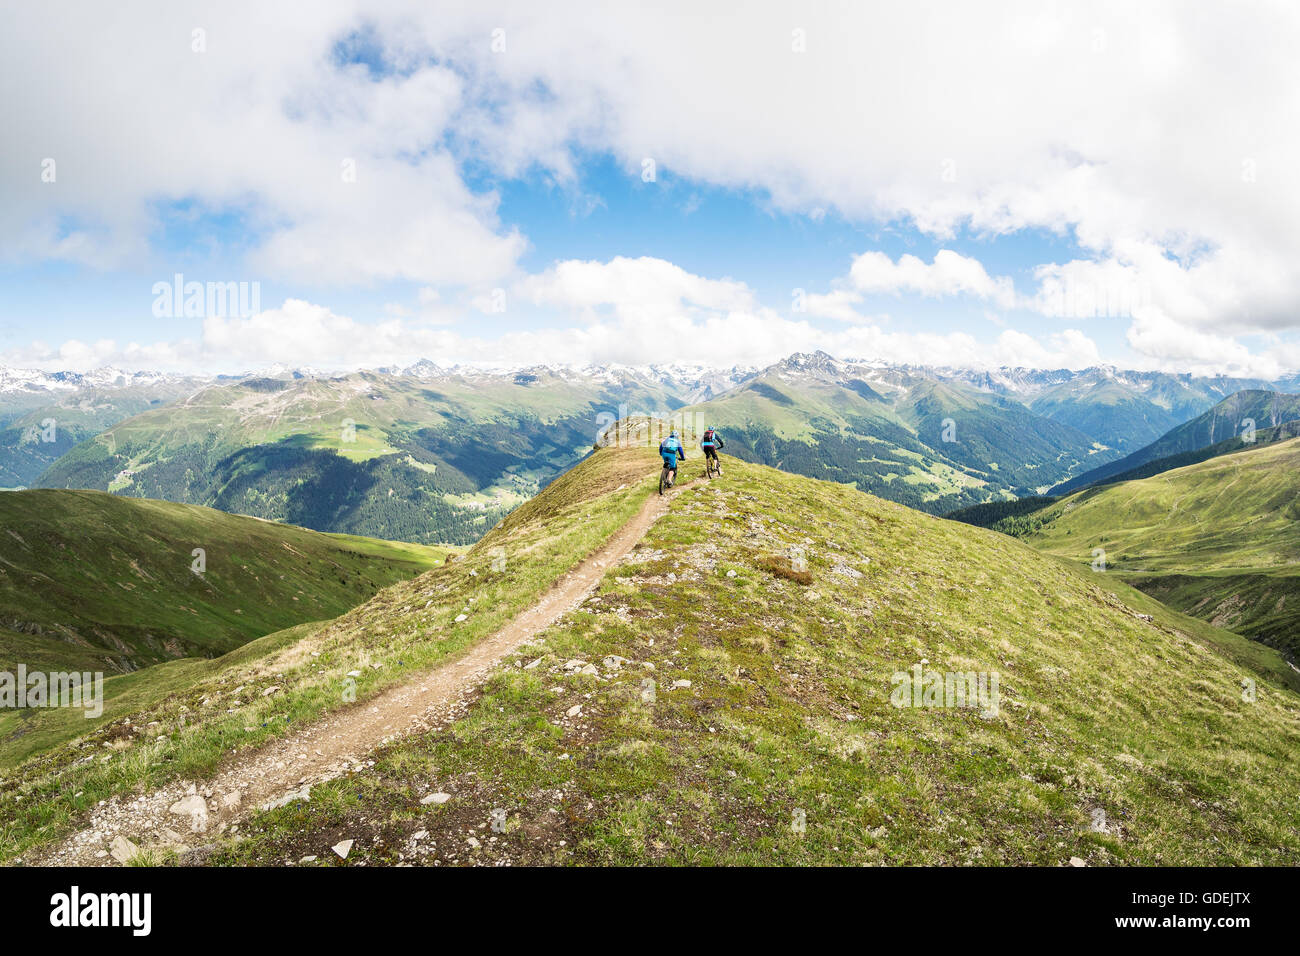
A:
[2,1,1299,378]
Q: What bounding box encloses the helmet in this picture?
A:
[669,430,678,438]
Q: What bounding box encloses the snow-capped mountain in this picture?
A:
[0,366,210,394]
[4,353,1295,407]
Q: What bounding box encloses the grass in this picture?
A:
[0,448,656,863]
[189,453,1300,867]
[0,489,448,675]
[1016,437,1300,659]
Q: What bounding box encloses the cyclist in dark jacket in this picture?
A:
[700,425,725,474]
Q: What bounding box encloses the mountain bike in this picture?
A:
[659,462,677,495]
[705,453,719,479]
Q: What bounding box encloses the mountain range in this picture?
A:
[7,352,1299,542]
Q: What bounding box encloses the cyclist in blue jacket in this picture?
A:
[659,430,685,479]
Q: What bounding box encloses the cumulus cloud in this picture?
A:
[4,2,1300,373]
[849,251,1017,309]
[795,290,872,324]
[2,251,1104,375]
[0,3,523,284]
[517,256,755,322]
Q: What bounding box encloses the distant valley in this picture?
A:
[6,352,1297,543]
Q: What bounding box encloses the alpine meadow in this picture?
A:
[1,0,1297,940]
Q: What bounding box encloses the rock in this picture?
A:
[332,839,354,859]
[346,670,362,677]
[725,569,737,578]
[1068,856,1087,867]
[454,614,468,623]
[467,836,481,848]
[300,855,318,863]
[672,679,692,689]
[563,659,587,671]
[578,663,598,675]
[261,785,311,811]
[603,655,630,670]
[566,704,583,717]
[220,790,242,809]
[169,794,210,833]
[262,685,280,696]
[109,835,139,864]
[523,657,543,670]
[412,830,428,841]
[421,792,452,805]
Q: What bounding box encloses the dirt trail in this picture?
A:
[36,489,674,866]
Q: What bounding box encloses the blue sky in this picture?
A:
[2,2,1298,377]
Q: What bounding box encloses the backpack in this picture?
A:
[703,429,716,444]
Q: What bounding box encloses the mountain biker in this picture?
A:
[700,424,725,474]
[659,430,685,482]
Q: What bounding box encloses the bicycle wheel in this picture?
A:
[659,466,669,495]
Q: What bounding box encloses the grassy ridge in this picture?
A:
[1065,419,1300,491]
[8,448,1297,866]
[0,449,656,861]
[1053,390,1300,494]
[0,489,447,674]
[1019,438,1300,659]
[197,454,1300,866]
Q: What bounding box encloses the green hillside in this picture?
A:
[4,447,1297,866]
[0,385,196,488]
[34,371,679,545]
[1017,438,1300,659]
[1066,419,1300,490]
[1052,389,1300,494]
[1027,377,1181,452]
[0,489,447,674]
[687,366,1106,514]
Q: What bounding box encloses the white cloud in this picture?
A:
[517,256,755,322]
[0,3,523,284]
[797,290,871,323]
[2,251,1104,375]
[5,2,1300,374]
[849,251,1017,309]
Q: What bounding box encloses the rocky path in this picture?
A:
[35,489,673,866]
